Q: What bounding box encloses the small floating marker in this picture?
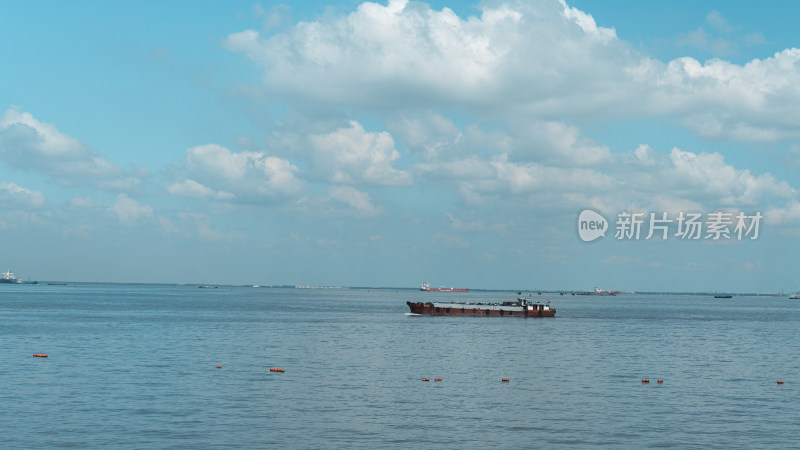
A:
[216,365,222,369]
[657,379,663,384]
[502,378,510,382]
[642,378,650,383]
[269,368,285,373]
[422,378,430,382]
[778,380,784,384]
[33,354,48,358]
[434,378,442,382]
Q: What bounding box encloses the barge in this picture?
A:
[406,297,555,317]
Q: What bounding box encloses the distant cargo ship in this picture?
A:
[1,270,38,284]
[576,287,620,296]
[0,270,17,283]
[420,283,469,292]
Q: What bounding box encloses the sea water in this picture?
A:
[2,285,799,448]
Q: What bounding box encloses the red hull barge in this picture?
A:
[420,283,469,292]
[407,298,555,318]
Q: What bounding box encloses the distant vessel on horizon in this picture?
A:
[1,270,38,284]
[576,287,620,296]
[420,283,469,292]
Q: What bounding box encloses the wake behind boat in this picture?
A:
[407,296,555,317]
[420,282,469,292]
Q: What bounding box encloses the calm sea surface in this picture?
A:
[2,285,799,448]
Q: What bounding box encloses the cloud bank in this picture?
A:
[226,0,800,141]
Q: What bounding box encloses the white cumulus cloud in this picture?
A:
[618,146,795,209]
[0,106,147,190]
[167,179,234,200]
[109,194,154,226]
[307,121,411,186]
[172,144,304,203]
[227,1,800,142]
[328,186,383,217]
[224,0,626,111]
[0,182,45,209]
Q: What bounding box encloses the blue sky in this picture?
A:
[2,0,800,291]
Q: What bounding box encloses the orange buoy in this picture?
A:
[269,368,285,372]
[434,378,442,381]
[778,380,784,384]
[657,379,663,384]
[422,378,430,382]
[216,365,222,369]
[33,354,48,358]
[502,378,510,382]
[642,378,650,383]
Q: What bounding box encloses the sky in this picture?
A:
[2,0,800,291]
